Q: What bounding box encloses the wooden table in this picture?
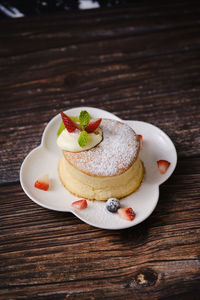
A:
[0,1,200,299]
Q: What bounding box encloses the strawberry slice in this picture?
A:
[34,174,49,191]
[157,160,170,174]
[118,208,135,221]
[85,118,102,133]
[72,199,87,210]
[138,134,143,148]
[61,112,80,133]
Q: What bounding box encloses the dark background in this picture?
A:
[1,0,135,18]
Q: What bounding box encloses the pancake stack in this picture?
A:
[58,119,144,201]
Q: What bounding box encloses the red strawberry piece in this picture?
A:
[72,199,87,210]
[85,118,102,133]
[34,174,49,191]
[157,160,170,174]
[61,112,80,133]
[138,134,143,148]
[118,208,135,221]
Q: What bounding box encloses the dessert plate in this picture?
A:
[20,107,177,230]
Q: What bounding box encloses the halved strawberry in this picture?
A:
[72,199,87,210]
[85,118,102,133]
[34,174,49,191]
[61,112,80,133]
[138,134,143,148]
[118,208,135,221]
[157,160,170,174]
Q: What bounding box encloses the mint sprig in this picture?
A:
[57,121,65,136]
[79,110,91,130]
[69,116,79,123]
[78,130,88,147]
[57,111,93,148]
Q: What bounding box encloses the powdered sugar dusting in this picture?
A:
[64,119,139,176]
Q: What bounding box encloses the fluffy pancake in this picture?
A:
[63,119,140,176]
[58,119,144,200]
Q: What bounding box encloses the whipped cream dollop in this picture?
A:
[57,128,103,152]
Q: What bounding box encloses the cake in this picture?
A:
[57,118,144,201]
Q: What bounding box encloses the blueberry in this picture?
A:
[106,198,120,213]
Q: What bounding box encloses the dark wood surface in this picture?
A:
[0,1,200,299]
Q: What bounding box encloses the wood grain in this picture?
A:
[0,1,200,299]
[0,2,200,183]
[0,158,200,299]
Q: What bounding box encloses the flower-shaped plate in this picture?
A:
[20,107,177,230]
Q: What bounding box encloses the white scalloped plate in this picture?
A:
[20,107,177,230]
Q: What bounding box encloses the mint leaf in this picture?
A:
[78,130,88,147]
[69,116,79,123]
[79,110,91,130]
[57,121,65,136]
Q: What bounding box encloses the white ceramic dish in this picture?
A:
[20,107,177,230]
